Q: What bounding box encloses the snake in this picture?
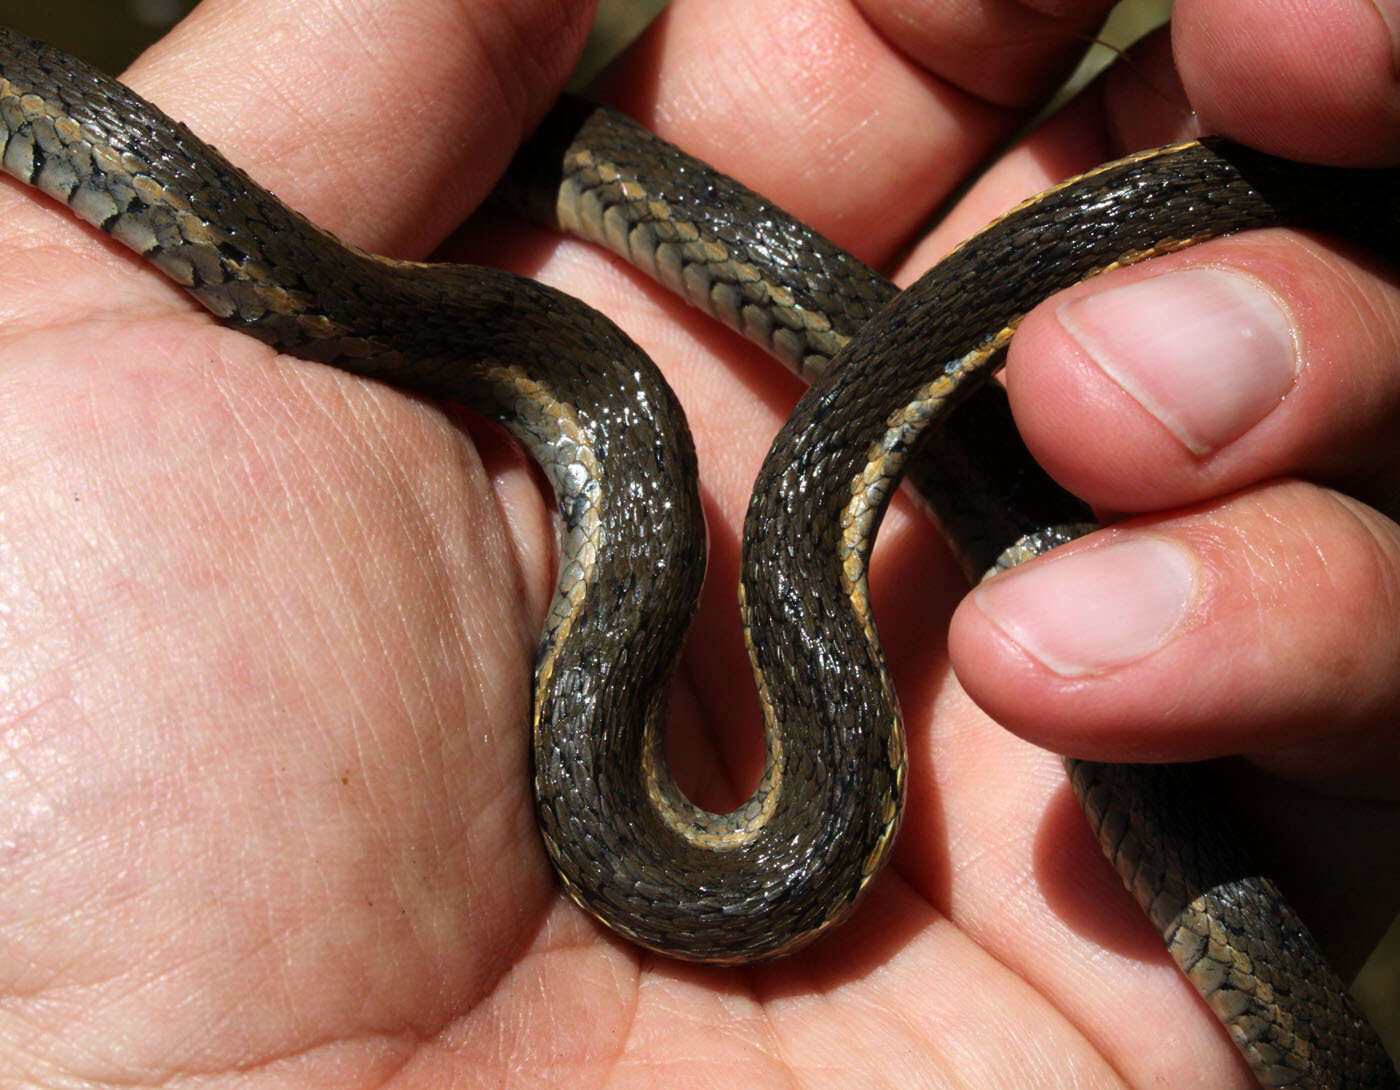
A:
[0,24,1394,1090]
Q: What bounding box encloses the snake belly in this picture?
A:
[0,26,1397,1089]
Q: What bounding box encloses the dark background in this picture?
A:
[3,0,1395,1056]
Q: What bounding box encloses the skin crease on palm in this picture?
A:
[0,0,1398,1085]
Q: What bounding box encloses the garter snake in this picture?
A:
[0,25,1395,1089]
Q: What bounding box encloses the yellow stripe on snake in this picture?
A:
[0,27,1394,1088]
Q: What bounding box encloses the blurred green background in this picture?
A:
[1,0,1394,1060]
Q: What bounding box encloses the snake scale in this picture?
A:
[0,24,1395,1089]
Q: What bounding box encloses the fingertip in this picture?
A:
[855,0,1120,108]
[951,485,1400,789]
[949,530,1210,760]
[124,0,597,252]
[1005,229,1400,514]
[589,0,988,266]
[967,535,1201,681]
[1003,262,1207,513]
[1173,0,1400,165]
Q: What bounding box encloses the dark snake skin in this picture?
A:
[0,26,1394,1088]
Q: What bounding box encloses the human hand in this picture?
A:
[1,0,1394,1087]
[0,0,592,1082]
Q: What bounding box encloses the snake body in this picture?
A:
[0,26,1395,1088]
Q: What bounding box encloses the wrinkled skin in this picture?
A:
[0,0,1396,1087]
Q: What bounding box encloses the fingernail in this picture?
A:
[973,537,1200,677]
[1058,269,1298,455]
[1369,0,1400,75]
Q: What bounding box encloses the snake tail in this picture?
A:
[1070,759,1397,1088]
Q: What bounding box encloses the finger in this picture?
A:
[949,480,1400,794]
[910,0,1400,256]
[1005,228,1400,515]
[18,0,595,255]
[1172,0,1400,165]
[952,8,1400,515]
[589,0,1123,269]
